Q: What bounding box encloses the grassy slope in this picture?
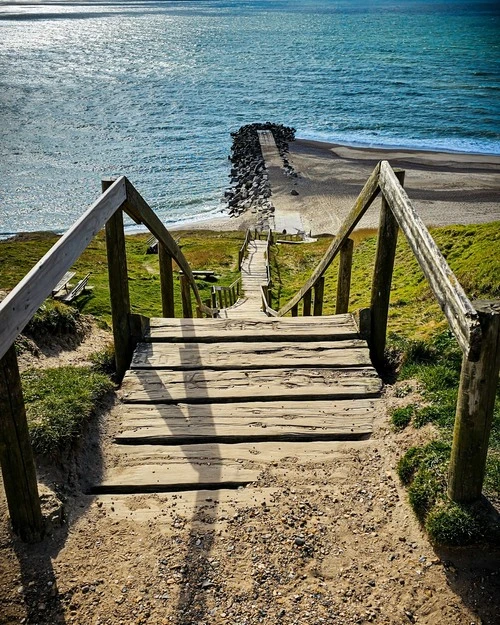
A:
[272,222,500,545]
[272,222,500,339]
[0,230,244,324]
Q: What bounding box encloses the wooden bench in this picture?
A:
[52,271,75,297]
[178,270,217,280]
[146,236,158,254]
[60,273,91,303]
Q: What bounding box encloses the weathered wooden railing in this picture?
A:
[265,161,500,504]
[259,229,278,316]
[238,229,252,270]
[211,278,241,309]
[0,176,217,542]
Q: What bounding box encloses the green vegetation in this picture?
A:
[0,229,243,456]
[21,366,114,456]
[0,229,244,325]
[271,222,500,546]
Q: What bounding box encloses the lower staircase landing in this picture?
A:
[93,315,382,496]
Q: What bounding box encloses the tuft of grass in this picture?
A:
[425,503,482,546]
[90,344,116,377]
[390,405,414,431]
[24,300,82,340]
[21,366,115,456]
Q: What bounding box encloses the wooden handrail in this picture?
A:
[378,162,481,360]
[277,163,381,316]
[238,229,252,270]
[260,285,278,317]
[0,176,217,362]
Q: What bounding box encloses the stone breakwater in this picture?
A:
[224,123,296,228]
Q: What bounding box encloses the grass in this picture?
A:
[271,221,500,546]
[21,366,115,456]
[0,229,244,326]
[0,228,244,455]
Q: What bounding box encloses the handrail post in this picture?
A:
[303,288,312,316]
[448,301,500,502]
[0,346,44,542]
[336,238,354,314]
[158,243,175,318]
[103,179,133,381]
[180,274,193,318]
[291,303,299,317]
[313,276,325,316]
[369,170,405,369]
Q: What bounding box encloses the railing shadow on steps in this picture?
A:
[0,175,219,542]
[260,160,500,506]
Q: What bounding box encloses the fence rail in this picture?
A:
[266,161,499,504]
[0,176,218,542]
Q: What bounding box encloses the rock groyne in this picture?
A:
[225,123,295,228]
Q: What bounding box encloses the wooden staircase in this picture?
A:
[93,315,382,495]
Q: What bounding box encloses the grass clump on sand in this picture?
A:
[21,366,114,456]
[272,222,500,546]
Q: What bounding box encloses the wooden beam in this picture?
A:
[0,177,127,361]
[313,276,325,316]
[303,288,312,316]
[369,170,405,368]
[278,163,381,316]
[158,243,175,318]
[104,181,133,381]
[180,275,193,318]
[378,161,481,360]
[336,238,354,315]
[448,301,500,502]
[0,346,44,542]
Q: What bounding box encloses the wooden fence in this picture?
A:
[0,176,217,542]
[263,161,500,504]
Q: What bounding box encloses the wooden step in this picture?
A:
[131,340,370,370]
[121,367,381,404]
[116,398,375,443]
[147,314,360,343]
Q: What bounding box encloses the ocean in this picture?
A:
[1,0,499,235]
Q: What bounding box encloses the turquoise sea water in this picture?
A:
[1,0,499,235]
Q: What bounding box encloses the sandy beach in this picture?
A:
[183,139,500,236]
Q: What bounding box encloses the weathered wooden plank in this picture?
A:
[277,163,381,316]
[131,341,370,370]
[147,314,360,343]
[378,161,480,359]
[369,170,404,368]
[121,367,381,403]
[94,463,260,494]
[448,300,500,502]
[111,440,371,466]
[0,176,127,361]
[117,412,372,443]
[119,398,377,422]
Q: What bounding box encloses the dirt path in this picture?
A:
[1,375,499,624]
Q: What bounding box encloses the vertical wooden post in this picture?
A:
[369,170,405,369]
[336,238,354,314]
[180,275,193,318]
[313,276,325,316]
[103,179,132,382]
[291,304,298,317]
[303,289,312,316]
[211,289,217,309]
[0,346,44,542]
[158,243,175,318]
[448,301,500,502]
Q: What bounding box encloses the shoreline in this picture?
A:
[2,138,500,239]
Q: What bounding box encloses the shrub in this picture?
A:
[24,300,81,339]
[22,366,114,456]
[408,468,442,520]
[90,343,116,377]
[425,503,482,546]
